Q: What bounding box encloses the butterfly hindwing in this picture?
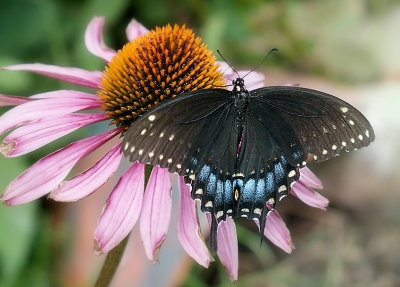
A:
[250,86,375,162]
[231,106,302,222]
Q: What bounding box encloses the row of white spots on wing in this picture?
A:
[233,173,244,178]
[159,132,164,138]
[253,208,262,215]
[139,149,143,155]
[167,158,172,163]
[205,201,213,208]
[124,142,129,151]
[140,129,147,135]
[148,114,156,121]
[176,163,182,169]
[278,185,287,192]
[169,134,174,141]
[288,170,296,178]
[340,106,349,113]
[241,208,250,213]
[349,120,355,126]
[365,129,370,138]
[216,211,224,219]
[322,149,328,155]
[159,154,164,160]
[148,151,154,157]
[195,188,203,195]
[332,144,337,150]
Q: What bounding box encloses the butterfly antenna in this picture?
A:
[217,49,241,79]
[210,75,231,89]
[242,48,279,79]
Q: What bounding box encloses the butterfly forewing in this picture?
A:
[250,86,375,162]
[122,89,237,176]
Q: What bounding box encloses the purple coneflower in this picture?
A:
[0,17,328,280]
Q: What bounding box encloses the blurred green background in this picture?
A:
[1,0,400,286]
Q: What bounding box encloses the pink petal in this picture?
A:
[140,166,172,262]
[2,113,106,157]
[85,16,117,62]
[0,96,100,136]
[214,217,238,281]
[299,166,323,189]
[4,64,102,88]
[258,210,294,254]
[0,94,31,107]
[126,19,149,41]
[177,177,213,268]
[291,181,329,209]
[94,162,145,253]
[1,128,121,205]
[240,71,265,89]
[29,90,98,100]
[49,143,123,202]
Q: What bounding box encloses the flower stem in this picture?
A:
[94,234,130,287]
[93,164,153,287]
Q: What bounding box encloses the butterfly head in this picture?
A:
[232,78,247,93]
[233,78,250,114]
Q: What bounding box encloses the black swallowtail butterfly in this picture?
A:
[121,77,374,251]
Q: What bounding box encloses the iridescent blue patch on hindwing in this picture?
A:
[190,164,210,200]
[236,178,255,218]
[222,179,233,219]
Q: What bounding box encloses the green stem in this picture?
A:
[93,165,153,287]
[94,234,130,287]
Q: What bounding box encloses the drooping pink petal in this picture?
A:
[218,62,265,90]
[85,16,117,62]
[291,181,329,209]
[257,210,294,254]
[126,19,149,41]
[1,128,121,206]
[140,166,172,262]
[0,97,100,136]
[213,216,238,281]
[94,162,145,253]
[4,64,102,88]
[29,90,98,100]
[299,166,323,189]
[177,177,213,268]
[2,113,106,157]
[0,94,31,107]
[49,143,123,202]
